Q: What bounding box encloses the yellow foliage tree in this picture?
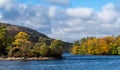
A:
[72,37,110,55]
[72,46,80,54]
[10,32,32,57]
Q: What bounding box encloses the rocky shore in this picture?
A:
[0,57,62,61]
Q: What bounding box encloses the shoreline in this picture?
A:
[0,57,63,61]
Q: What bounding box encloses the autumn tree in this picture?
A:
[72,46,81,54]
[10,32,32,57]
[72,37,111,55]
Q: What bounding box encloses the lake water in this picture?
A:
[0,53,120,70]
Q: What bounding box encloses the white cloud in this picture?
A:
[48,6,57,18]
[47,0,70,6]
[0,0,9,7]
[0,0,14,9]
[49,3,120,42]
[66,8,94,18]
[0,1,120,42]
[98,3,117,24]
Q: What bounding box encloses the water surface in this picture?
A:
[0,53,120,70]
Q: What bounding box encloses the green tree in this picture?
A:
[33,43,41,57]
[0,26,7,56]
[33,37,48,57]
[109,43,118,55]
[73,40,80,46]
[0,26,12,56]
[50,40,63,57]
[40,44,49,57]
[117,47,120,54]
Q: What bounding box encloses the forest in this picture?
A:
[0,26,63,58]
[1,24,120,59]
[72,36,120,55]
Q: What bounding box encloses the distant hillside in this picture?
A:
[0,22,72,52]
[0,22,49,43]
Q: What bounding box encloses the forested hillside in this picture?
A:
[0,22,72,58]
[0,22,71,52]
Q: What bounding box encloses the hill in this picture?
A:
[0,22,71,52]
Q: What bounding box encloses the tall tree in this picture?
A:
[10,32,31,57]
[0,26,11,56]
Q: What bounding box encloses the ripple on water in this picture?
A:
[0,54,120,70]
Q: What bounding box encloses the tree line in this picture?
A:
[0,26,63,58]
[72,36,120,55]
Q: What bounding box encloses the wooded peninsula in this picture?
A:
[0,26,63,60]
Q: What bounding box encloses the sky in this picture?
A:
[0,0,120,42]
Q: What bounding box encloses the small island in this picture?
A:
[0,26,64,60]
